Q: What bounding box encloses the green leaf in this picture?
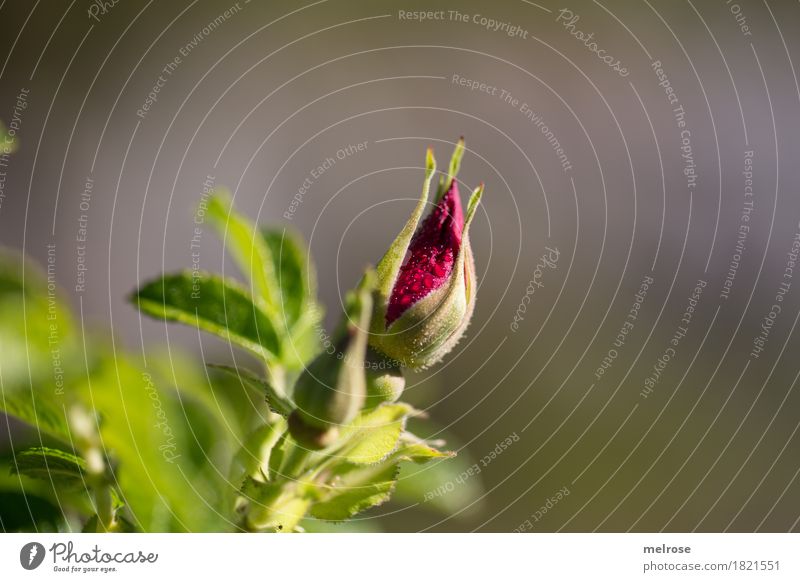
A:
[147,351,247,443]
[391,436,455,464]
[0,251,77,393]
[310,432,452,520]
[262,228,322,369]
[0,296,74,394]
[261,228,315,329]
[207,364,291,416]
[204,192,324,369]
[83,356,233,532]
[310,480,394,521]
[205,190,278,312]
[281,307,323,371]
[299,517,382,532]
[335,404,411,465]
[0,391,72,443]
[131,271,281,359]
[10,447,87,488]
[310,461,398,521]
[393,426,484,517]
[0,249,40,296]
[109,486,125,511]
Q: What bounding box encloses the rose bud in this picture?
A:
[291,270,374,437]
[369,138,483,369]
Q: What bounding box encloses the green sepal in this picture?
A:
[436,136,465,201]
[292,271,374,429]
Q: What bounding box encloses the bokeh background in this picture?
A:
[2,0,800,532]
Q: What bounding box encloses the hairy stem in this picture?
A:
[280,443,312,479]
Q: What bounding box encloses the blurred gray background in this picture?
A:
[2,0,800,531]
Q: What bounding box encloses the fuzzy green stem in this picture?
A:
[280,444,312,479]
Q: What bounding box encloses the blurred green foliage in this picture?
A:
[0,189,484,532]
[0,120,16,154]
[0,249,259,531]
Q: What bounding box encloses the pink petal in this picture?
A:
[386,180,464,326]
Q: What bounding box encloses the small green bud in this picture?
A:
[291,271,374,430]
[370,138,483,369]
[364,347,405,408]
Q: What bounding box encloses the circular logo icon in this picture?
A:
[20,542,46,570]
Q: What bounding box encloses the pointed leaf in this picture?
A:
[334,404,411,465]
[131,271,280,359]
[205,190,278,311]
[0,251,77,392]
[281,307,323,370]
[394,427,483,517]
[310,461,398,521]
[10,447,87,488]
[391,439,455,464]
[262,227,323,369]
[0,391,71,443]
[261,227,316,330]
[310,480,394,521]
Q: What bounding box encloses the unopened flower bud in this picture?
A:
[369,138,483,369]
[287,411,339,450]
[291,271,374,431]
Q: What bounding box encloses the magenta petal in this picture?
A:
[386,180,464,327]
